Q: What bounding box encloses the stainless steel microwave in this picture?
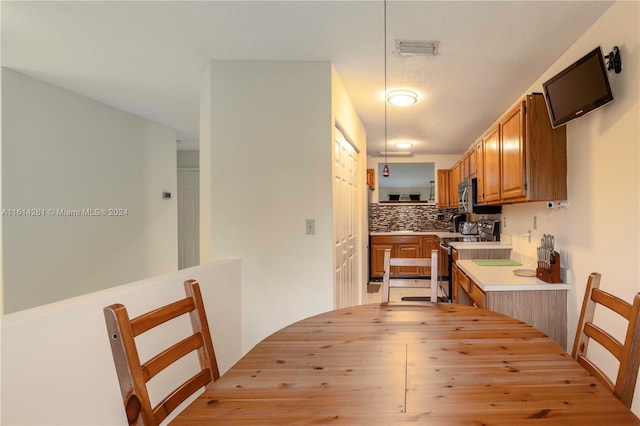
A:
[458,178,502,214]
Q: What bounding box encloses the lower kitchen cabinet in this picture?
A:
[456,266,484,308]
[371,242,394,277]
[422,236,439,274]
[370,235,438,278]
[451,262,459,303]
[453,247,511,260]
[455,263,567,350]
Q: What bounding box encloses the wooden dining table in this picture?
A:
[171,302,640,425]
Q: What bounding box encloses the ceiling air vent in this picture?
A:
[395,40,439,56]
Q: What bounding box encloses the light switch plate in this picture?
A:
[305,219,315,235]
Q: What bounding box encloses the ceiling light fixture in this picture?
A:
[378,151,413,157]
[382,0,389,177]
[387,89,418,106]
[393,140,415,149]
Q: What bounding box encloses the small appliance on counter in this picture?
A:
[460,222,478,235]
[536,234,562,283]
[452,214,466,233]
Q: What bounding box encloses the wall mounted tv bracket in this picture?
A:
[605,46,622,74]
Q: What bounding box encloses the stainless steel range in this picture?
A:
[437,219,501,302]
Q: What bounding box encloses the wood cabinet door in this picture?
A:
[474,140,485,204]
[483,125,501,203]
[366,168,375,190]
[451,262,459,303]
[462,152,471,180]
[370,243,393,278]
[437,169,450,207]
[469,281,486,308]
[370,236,423,278]
[500,101,526,201]
[469,146,477,178]
[524,94,568,202]
[421,236,438,276]
[449,162,461,208]
[395,243,421,276]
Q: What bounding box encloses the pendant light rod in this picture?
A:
[382,0,390,177]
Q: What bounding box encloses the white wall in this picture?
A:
[0,35,4,316]
[201,60,339,351]
[499,0,640,413]
[2,69,179,313]
[0,259,243,426]
[177,149,199,169]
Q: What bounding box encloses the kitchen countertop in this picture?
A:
[449,241,512,249]
[370,230,462,237]
[369,231,513,249]
[456,259,570,292]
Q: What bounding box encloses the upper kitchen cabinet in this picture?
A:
[437,93,565,209]
[500,102,526,201]
[473,139,485,204]
[469,145,477,179]
[482,93,567,204]
[461,150,471,181]
[366,168,375,190]
[482,124,501,204]
[437,169,450,207]
[449,161,461,206]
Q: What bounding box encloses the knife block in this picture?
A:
[536,251,562,283]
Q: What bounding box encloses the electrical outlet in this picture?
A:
[533,216,537,230]
[503,216,507,228]
[305,219,315,235]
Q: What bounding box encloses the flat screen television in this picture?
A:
[542,46,614,128]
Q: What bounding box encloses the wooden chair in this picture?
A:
[381,248,438,303]
[104,279,219,426]
[572,272,640,408]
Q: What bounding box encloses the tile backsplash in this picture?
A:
[369,204,458,232]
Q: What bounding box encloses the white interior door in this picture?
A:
[334,128,359,308]
[178,169,199,269]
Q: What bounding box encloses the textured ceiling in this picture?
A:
[1,1,613,155]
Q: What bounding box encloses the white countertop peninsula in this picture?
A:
[454,257,569,349]
[456,259,570,292]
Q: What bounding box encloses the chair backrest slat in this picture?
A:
[142,333,205,381]
[592,288,632,318]
[152,369,212,425]
[572,272,640,408]
[583,322,623,360]
[130,298,195,336]
[104,280,219,425]
[388,258,431,267]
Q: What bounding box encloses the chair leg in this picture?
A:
[381,279,390,303]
